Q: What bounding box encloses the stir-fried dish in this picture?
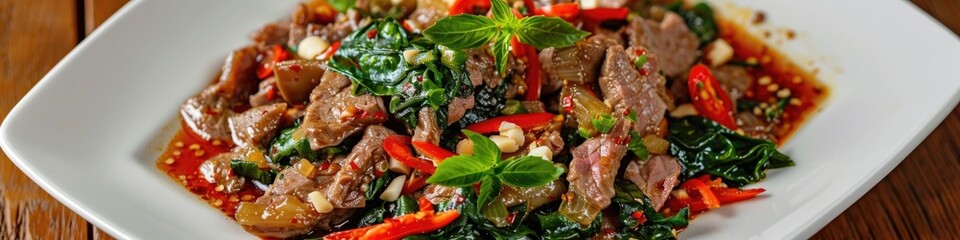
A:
[158,0,827,239]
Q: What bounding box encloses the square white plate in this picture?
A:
[2,0,959,239]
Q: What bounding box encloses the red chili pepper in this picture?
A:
[535,3,580,21]
[448,0,491,15]
[682,178,720,209]
[256,44,291,79]
[417,196,434,212]
[318,41,341,60]
[464,113,555,134]
[561,95,574,113]
[522,43,542,101]
[688,64,738,130]
[580,8,629,22]
[631,211,647,224]
[323,207,460,240]
[411,141,455,163]
[383,135,437,174]
[715,188,765,204]
[401,171,429,195]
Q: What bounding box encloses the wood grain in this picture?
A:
[0,0,90,239]
[0,0,957,239]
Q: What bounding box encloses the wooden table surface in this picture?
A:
[1,0,958,239]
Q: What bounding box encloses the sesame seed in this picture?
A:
[215,185,225,192]
[758,76,772,85]
[174,141,184,148]
[790,98,803,106]
[212,199,223,207]
[173,150,181,156]
[178,175,186,180]
[792,76,803,84]
[194,150,205,157]
[164,158,175,165]
[189,144,201,150]
[212,140,222,146]
[777,88,792,98]
[767,83,780,92]
[242,195,254,201]
[229,196,239,202]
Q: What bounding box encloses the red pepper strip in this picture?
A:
[318,41,341,61]
[411,141,455,163]
[715,188,765,204]
[522,0,537,16]
[383,135,437,174]
[448,0,491,15]
[256,44,291,79]
[464,113,555,134]
[522,43,542,101]
[535,3,580,21]
[688,64,739,130]
[580,8,629,22]
[401,170,429,195]
[418,197,434,212]
[681,178,721,209]
[323,208,460,240]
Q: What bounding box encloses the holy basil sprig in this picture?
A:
[422,0,588,74]
[426,130,565,209]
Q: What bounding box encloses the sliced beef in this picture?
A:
[181,46,260,141]
[274,59,325,104]
[423,184,460,205]
[712,65,752,106]
[537,48,562,94]
[229,103,287,147]
[289,7,361,47]
[408,0,449,30]
[198,150,246,194]
[466,48,500,87]
[521,101,547,113]
[446,95,475,125]
[560,119,631,225]
[624,155,682,211]
[249,77,283,107]
[541,35,620,89]
[252,22,290,47]
[300,71,388,150]
[412,108,441,145]
[325,126,395,208]
[599,45,668,136]
[626,13,699,77]
[498,179,566,210]
[736,112,778,142]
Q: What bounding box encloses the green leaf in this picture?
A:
[626,108,639,122]
[395,195,419,215]
[497,156,564,187]
[365,171,393,200]
[635,54,648,69]
[492,33,512,76]
[229,160,278,184]
[477,176,501,210]
[423,15,498,50]
[591,113,617,134]
[626,131,649,159]
[490,0,519,27]
[515,16,589,49]
[427,155,493,186]
[329,0,355,13]
[463,130,500,165]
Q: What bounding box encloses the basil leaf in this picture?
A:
[515,16,589,49]
[668,116,795,186]
[229,159,277,184]
[395,195,419,216]
[627,131,649,159]
[490,0,518,27]
[492,33,512,76]
[497,156,564,187]
[591,113,617,134]
[365,171,393,200]
[612,180,688,239]
[477,175,501,209]
[328,19,410,96]
[423,15,498,50]
[626,108,639,122]
[427,155,491,186]
[463,130,500,166]
[329,0,355,12]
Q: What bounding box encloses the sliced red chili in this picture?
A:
[323,208,459,240]
[411,141,455,163]
[256,44,291,79]
[401,171,429,195]
[448,0,492,15]
[464,113,555,134]
[688,64,738,129]
[580,8,629,22]
[536,3,580,21]
[383,135,437,174]
[682,178,721,209]
[317,41,341,60]
[522,43,542,101]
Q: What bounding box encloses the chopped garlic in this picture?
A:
[308,191,334,213]
[528,146,553,161]
[403,49,421,65]
[490,135,519,153]
[670,103,699,118]
[498,122,524,146]
[389,158,411,175]
[706,39,734,67]
[297,36,330,59]
[380,175,408,202]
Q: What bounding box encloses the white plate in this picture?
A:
[2,0,959,239]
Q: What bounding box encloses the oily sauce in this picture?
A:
[155,121,264,217]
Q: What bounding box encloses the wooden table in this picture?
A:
[1,0,958,239]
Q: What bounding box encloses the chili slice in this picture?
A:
[682,178,720,209]
[401,170,429,195]
[317,41,341,60]
[688,64,738,129]
[464,113,554,134]
[536,3,580,21]
[256,44,291,79]
[383,135,437,174]
[448,0,492,15]
[323,205,460,240]
[411,141,455,163]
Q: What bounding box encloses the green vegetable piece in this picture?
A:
[536,212,602,240]
[626,131,649,159]
[500,100,527,115]
[635,54,648,69]
[482,200,510,227]
[612,181,688,239]
[490,0,519,27]
[477,176,501,210]
[497,156,564,187]
[329,0,355,12]
[492,33,512,76]
[590,113,617,134]
[422,15,498,50]
[365,171,393,200]
[668,116,795,186]
[395,195,419,215]
[427,155,493,187]
[667,2,718,45]
[463,130,500,166]
[515,16,590,49]
[229,160,278,184]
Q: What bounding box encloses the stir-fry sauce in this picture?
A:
[155,122,264,217]
[717,20,829,144]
